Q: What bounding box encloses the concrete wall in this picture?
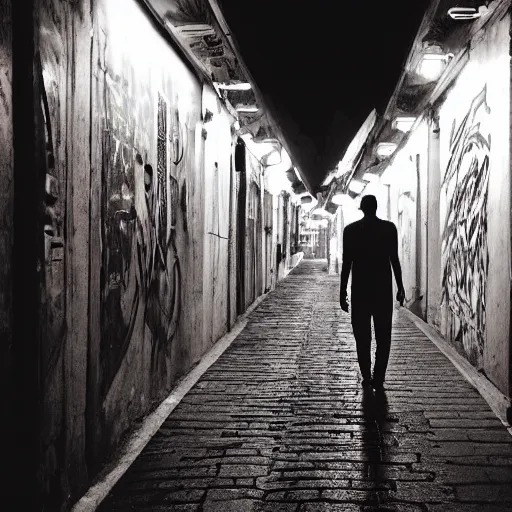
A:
[38,0,93,505]
[35,0,243,507]
[0,0,13,499]
[381,120,429,319]
[202,85,234,348]
[0,0,302,506]
[437,14,510,393]
[381,14,511,396]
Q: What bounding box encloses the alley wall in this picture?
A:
[20,0,303,508]
[381,12,511,397]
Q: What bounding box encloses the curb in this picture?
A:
[400,307,512,434]
[71,292,270,512]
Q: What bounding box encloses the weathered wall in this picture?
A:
[202,85,234,347]
[32,0,297,506]
[0,0,13,499]
[91,0,206,467]
[38,0,92,505]
[0,0,12,373]
[245,150,264,307]
[437,15,510,392]
[37,0,209,506]
[382,120,429,318]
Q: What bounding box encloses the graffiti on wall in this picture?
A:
[100,78,182,400]
[441,85,490,364]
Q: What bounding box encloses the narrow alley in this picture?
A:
[4,0,512,509]
[98,260,512,512]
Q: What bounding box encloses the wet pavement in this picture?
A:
[99,260,512,512]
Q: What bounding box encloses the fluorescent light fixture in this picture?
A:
[393,116,416,133]
[331,193,352,206]
[448,6,487,20]
[376,142,397,158]
[418,57,445,81]
[362,173,379,182]
[348,180,365,194]
[236,105,259,113]
[255,137,279,144]
[215,82,252,91]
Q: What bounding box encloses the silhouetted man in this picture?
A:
[340,195,405,390]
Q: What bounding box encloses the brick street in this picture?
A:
[99,260,512,512]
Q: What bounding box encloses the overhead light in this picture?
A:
[236,105,259,113]
[264,151,282,166]
[255,137,279,144]
[312,208,332,218]
[448,6,487,20]
[215,82,252,91]
[362,173,379,182]
[418,57,445,81]
[393,116,416,133]
[233,120,240,130]
[331,193,352,206]
[417,45,453,81]
[376,142,397,158]
[348,180,365,194]
[322,173,335,186]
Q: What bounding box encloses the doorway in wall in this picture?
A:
[263,190,273,292]
[235,139,246,315]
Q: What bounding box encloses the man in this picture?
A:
[340,195,405,390]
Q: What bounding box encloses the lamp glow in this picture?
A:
[312,207,332,218]
[264,150,282,166]
[331,193,352,206]
[376,142,397,158]
[215,82,252,91]
[448,6,486,20]
[236,105,259,113]
[362,173,379,182]
[393,116,416,133]
[348,180,365,194]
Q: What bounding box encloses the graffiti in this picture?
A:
[157,94,168,251]
[441,85,490,363]
[100,81,182,400]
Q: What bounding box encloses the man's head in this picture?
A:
[359,195,377,216]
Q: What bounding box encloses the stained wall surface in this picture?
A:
[437,14,510,393]
[7,0,302,507]
[380,14,511,396]
[35,0,231,507]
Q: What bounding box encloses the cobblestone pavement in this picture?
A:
[99,260,512,512]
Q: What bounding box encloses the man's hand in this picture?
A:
[340,290,349,313]
[396,286,405,307]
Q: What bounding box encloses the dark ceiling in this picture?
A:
[219,0,432,192]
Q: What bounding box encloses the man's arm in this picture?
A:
[340,226,353,307]
[389,223,405,304]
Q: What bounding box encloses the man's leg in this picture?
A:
[372,305,393,387]
[351,305,372,385]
